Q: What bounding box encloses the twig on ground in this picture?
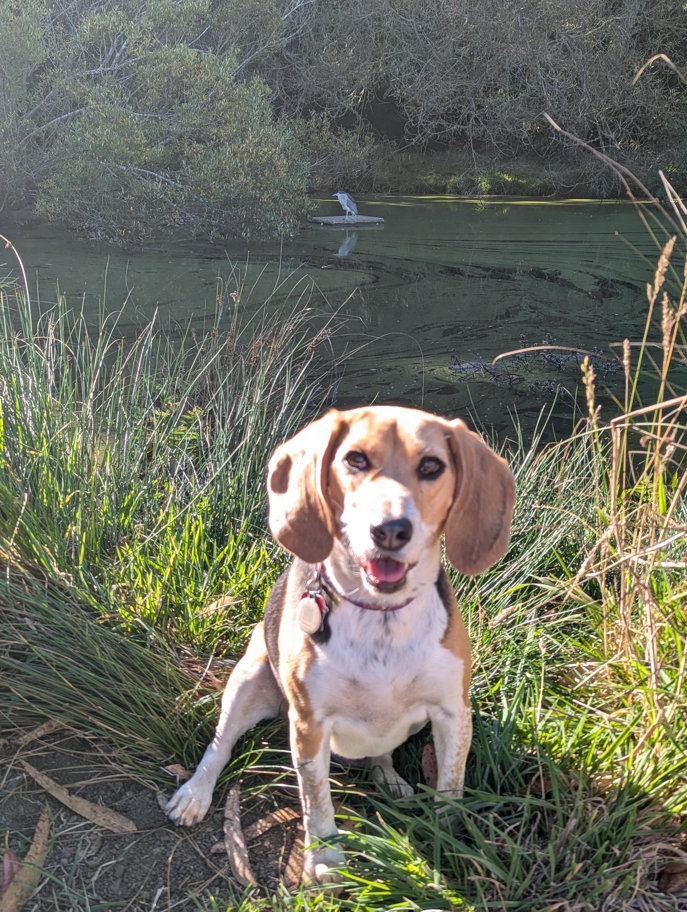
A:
[20,760,136,834]
[223,784,256,886]
[0,805,50,912]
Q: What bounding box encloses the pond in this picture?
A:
[1,196,667,437]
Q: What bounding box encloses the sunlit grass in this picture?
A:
[0,235,685,909]
[0,275,339,653]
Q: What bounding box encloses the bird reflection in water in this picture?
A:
[336,232,358,258]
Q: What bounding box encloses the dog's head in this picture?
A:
[267,406,514,596]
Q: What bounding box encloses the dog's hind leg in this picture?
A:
[368,753,414,797]
[166,622,283,827]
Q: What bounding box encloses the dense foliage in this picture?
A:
[0,0,312,240]
[1,0,686,239]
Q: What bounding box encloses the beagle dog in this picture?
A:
[166,406,515,884]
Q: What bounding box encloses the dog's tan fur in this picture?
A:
[166,406,515,883]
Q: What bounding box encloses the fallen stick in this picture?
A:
[421,742,438,789]
[20,761,136,835]
[15,720,64,748]
[282,826,305,891]
[223,786,256,886]
[0,805,51,912]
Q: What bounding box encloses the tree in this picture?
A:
[2,0,310,240]
[1,0,686,234]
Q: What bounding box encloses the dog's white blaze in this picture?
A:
[339,481,425,559]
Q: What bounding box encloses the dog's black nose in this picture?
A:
[370,518,413,551]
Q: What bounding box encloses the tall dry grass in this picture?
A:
[569,225,687,766]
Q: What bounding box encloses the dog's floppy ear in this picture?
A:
[267,410,345,563]
[443,418,515,575]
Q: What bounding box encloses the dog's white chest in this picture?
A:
[307,591,465,759]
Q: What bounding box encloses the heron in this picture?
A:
[333,191,358,218]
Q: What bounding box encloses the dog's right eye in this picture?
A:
[418,456,445,478]
[343,450,369,471]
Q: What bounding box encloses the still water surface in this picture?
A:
[3,196,663,435]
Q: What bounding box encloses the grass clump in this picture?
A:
[0,274,337,653]
[0,269,340,771]
[0,229,685,908]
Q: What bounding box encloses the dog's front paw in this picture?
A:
[165,778,213,827]
[303,842,346,885]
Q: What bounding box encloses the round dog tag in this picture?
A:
[297,596,323,634]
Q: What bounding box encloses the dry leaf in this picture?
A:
[0,850,19,899]
[15,720,64,748]
[198,595,234,618]
[553,816,577,859]
[282,825,305,891]
[208,842,225,855]
[20,761,136,835]
[223,786,256,886]
[658,862,687,894]
[0,805,50,912]
[163,764,191,782]
[243,807,300,842]
[516,773,554,797]
[421,742,438,789]
[179,658,228,693]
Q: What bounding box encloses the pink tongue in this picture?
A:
[366,558,406,583]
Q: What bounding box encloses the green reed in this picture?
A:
[0,272,338,652]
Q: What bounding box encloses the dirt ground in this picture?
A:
[0,724,307,910]
[4,723,687,910]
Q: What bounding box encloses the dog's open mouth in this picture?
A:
[360,557,407,590]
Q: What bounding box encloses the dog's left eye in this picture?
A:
[418,456,444,479]
[344,450,369,471]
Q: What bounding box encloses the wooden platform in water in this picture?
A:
[309,215,384,226]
